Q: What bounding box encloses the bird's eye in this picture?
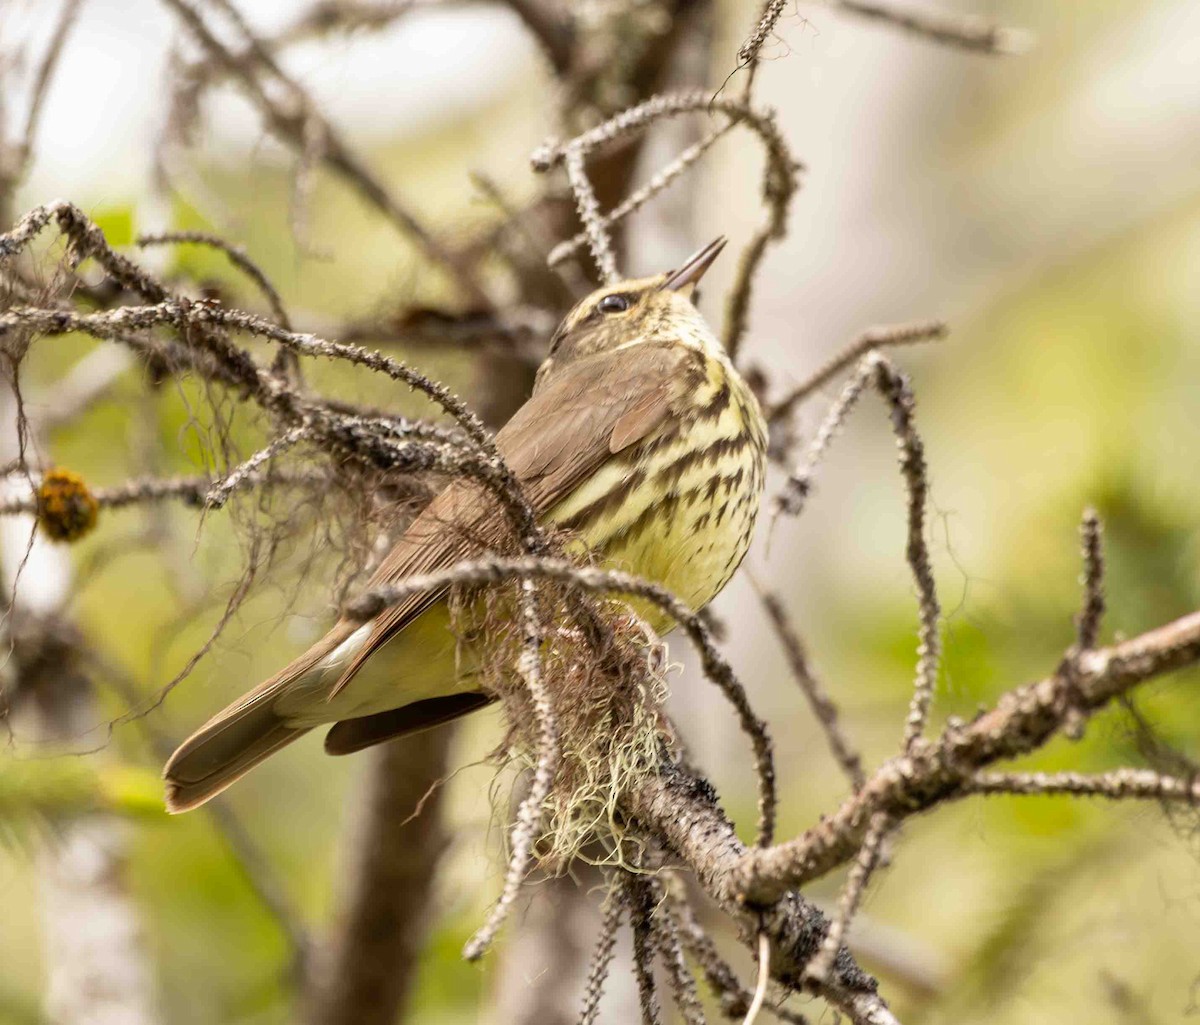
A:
[597,293,631,314]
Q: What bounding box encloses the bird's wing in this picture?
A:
[329,343,691,693]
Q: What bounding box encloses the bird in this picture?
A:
[163,236,768,813]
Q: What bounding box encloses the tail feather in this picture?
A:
[324,691,493,755]
[163,623,364,813]
[163,677,312,813]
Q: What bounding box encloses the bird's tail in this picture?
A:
[163,623,369,813]
[163,679,310,813]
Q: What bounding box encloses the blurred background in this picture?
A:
[2,1,1200,1023]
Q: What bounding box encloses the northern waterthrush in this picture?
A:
[164,236,767,812]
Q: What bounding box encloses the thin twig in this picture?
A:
[734,608,1200,901]
[548,125,732,270]
[1076,508,1105,651]
[870,358,940,753]
[563,145,619,284]
[805,813,890,984]
[203,426,307,508]
[829,0,1033,56]
[752,578,865,790]
[627,875,663,1025]
[577,876,625,1025]
[463,579,558,960]
[766,320,947,427]
[964,769,1200,802]
[667,891,810,1023]
[772,358,874,519]
[136,230,291,328]
[648,881,707,1025]
[742,931,771,1025]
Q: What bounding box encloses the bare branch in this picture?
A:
[753,580,865,790]
[964,769,1200,803]
[136,230,291,329]
[463,580,558,961]
[548,125,731,270]
[343,554,776,847]
[627,875,663,1025]
[735,609,1200,902]
[577,877,625,1025]
[828,1,1033,56]
[158,0,491,306]
[1076,508,1105,651]
[869,359,940,753]
[563,145,619,284]
[805,813,890,984]
[766,320,947,427]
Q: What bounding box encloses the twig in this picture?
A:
[805,813,890,984]
[773,354,941,752]
[753,579,865,790]
[626,764,887,1020]
[738,0,790,68]
[203,426,307,508]
[964,769,1200,802]
[627,875,663,1025]
[548,125,732,270]
[667,892,810,1023]
[0,469,327,516]
[577,876,625,1025]
[648,882,707,1025]
[532,89,800,357]
[1076,508,1105,651]
[0,287,543,548]
[870,358,940,753]
[563,145,619,284]
[766,320,947,427]
[463,579,558,960]
[828,0,1033,56]
[772,357,874,519]
[136,230,291,328]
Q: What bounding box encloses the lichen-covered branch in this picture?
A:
[735,609,1200,902]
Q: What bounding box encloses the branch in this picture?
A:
[828,0,1033,56]
[159,0,490,307]
[735,609,1200,903]
[766,320,946,427]
[623,764,895,1025]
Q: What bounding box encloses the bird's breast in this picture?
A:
[549,353,766,618]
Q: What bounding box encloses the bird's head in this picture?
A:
[537,236,727,384]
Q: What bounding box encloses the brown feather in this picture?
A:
[327,343,688,697]
[323,692,495,755]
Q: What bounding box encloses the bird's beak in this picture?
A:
[660,236,727,295]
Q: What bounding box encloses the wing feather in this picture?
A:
[329,344,688,694]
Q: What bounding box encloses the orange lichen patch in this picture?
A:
[37,468,99,542]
